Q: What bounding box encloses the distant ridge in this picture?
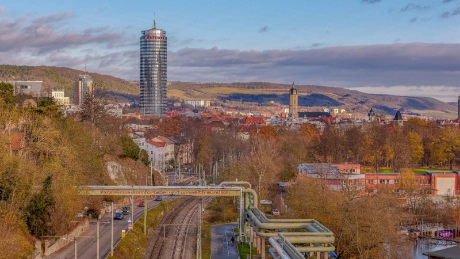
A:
[0,65,456,117]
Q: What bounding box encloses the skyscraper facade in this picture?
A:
[74,75,93,105]
[140,22,167,116]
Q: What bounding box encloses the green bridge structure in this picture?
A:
[78,182,335,259]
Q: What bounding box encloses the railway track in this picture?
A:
[144,197,212,259]
[146,197,212,259]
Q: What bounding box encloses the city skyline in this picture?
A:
[1,1,460,101]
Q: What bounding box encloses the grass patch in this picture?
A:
[202,197,239,259]
[413,168,452,173]
[237,242,258,258]
[202,221,212,259]
[108,198,183,259]
[378,168,393,173]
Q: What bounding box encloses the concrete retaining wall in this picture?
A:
[43,220,89,256]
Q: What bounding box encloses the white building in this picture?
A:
[52,89,70,105]
[152,136,175,163]
[184,100,211,107]
[145,139,167,172]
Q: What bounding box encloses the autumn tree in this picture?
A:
[364,122,388,173]
[344,126,368,164]
[399,168,434,226]
[386,125,411,173]
[286,175,410,259]
[230,137,282,200]
[315,124,345,163]
[79,93,106,128]
[0,211,33,258]
[406,132,423,165]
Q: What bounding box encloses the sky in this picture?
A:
[1,0,460,101]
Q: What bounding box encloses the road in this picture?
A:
[45,196,174,259]
[211,223,239,259]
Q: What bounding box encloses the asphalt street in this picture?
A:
[45,196,173,259]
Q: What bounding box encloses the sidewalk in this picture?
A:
[211,223,239,259]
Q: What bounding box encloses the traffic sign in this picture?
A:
[128,217,132,223]
[128,223,132,230]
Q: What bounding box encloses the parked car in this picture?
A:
[154,196,162,201]
[76,212,84,219]
[272,209,280,216]
[138,200,145,207]
[122,206,130,215]
[114,212,124,220]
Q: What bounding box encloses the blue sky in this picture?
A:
[1,0,460,101]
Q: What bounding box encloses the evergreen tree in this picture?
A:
[120,135,140,161]
[25,175,55,238]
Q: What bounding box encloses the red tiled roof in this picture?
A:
[146,139,166,147]
[242,116,265,124]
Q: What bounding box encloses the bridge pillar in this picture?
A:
[252,228,256,248]
[261,229,265,259]
[256,230,261,254]
[324,251,329,259]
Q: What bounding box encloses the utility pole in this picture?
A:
[150,163,153,186]
[96,219,99,259]
[144,196,147,235]
[196,199,202,259]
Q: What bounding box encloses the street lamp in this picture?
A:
[436,214,439,234]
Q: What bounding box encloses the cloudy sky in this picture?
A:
[1,0,460,101]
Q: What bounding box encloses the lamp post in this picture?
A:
[111,202,114,257]
[436,214,439,235]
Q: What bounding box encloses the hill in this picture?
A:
[0,65,456,117]
[0,64,139,102]
[168,82,457,118]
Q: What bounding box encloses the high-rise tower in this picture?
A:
[289,81,298,118]
[140,21,167,116]
[74,75,93,105]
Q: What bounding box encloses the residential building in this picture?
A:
[153,136,175,163]
[298,163,459,196]
[297,163,365,191]
[140,21,167,116]
[74,75,93,105]
[145,139,167,172]
[168,135,194,165]
[185,100,211,107]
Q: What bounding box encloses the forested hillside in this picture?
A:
[0,82,149,258]
[0,65,138,101]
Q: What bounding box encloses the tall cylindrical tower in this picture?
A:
[140,22,167,116]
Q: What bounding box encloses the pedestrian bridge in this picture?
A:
[78,183,335,259]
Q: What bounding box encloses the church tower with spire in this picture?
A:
[289,81,298,118]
